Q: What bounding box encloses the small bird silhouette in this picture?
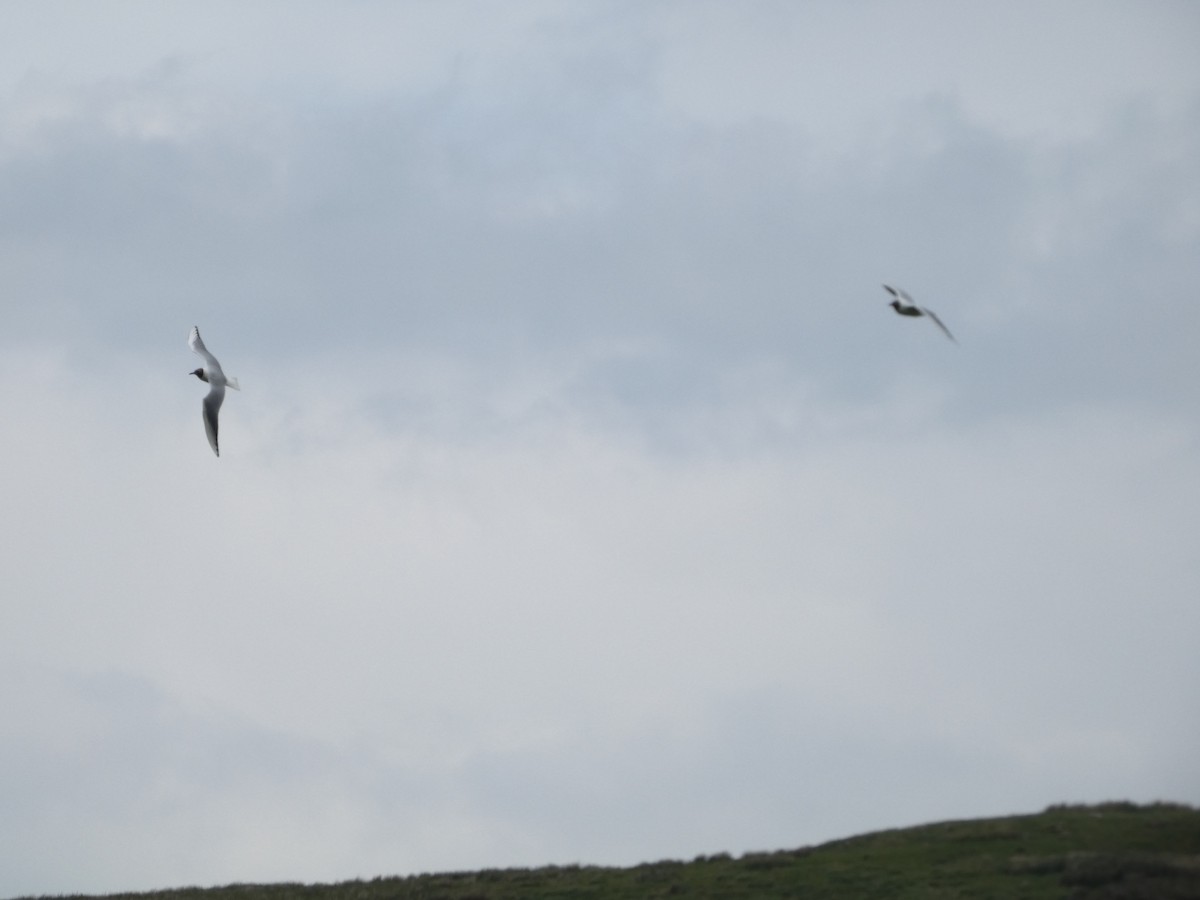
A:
[188,326,240,456]
[883,284,956,343]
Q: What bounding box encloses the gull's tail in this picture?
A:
[226,376,241,391]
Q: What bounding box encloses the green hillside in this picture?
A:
[28,802,1200,900]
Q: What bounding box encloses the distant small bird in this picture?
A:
[188,326,240,456]
[883,284,956,343]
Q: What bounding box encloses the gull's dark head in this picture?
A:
[190,368,209,382]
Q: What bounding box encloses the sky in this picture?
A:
[1,1,1199,895]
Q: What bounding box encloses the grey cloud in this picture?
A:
[5,71,1194,420]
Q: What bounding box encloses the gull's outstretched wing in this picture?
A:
[201,385,225,457]
[189,326,218,367]
[922,308,957,343]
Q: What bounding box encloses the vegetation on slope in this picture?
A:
[28,801,1200,900]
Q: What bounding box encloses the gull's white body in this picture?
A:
[189,326,239,456]
[882,284,956,343]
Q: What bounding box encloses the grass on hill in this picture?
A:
[26,801,1200,900]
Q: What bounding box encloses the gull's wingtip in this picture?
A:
[924,309,957,343]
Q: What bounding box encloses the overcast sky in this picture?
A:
[2,2,1199,896]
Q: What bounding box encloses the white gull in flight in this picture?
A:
[188,326,240,456]
[882,284,957,343]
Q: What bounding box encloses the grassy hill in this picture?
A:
[27,802,1200,900]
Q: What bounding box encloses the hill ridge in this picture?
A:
[19,802,1200,900]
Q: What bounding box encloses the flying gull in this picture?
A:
[882,284,956,343]
[188,326,240,456]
